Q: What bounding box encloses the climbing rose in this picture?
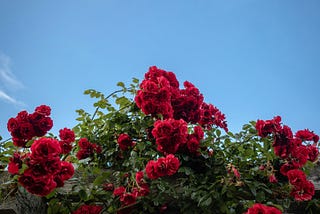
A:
[117,134,135,151]
[72,204,103,214]
[245,203,282,214]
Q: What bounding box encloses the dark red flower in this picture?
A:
[35,105,51,116]
[145,160,159,180]
[245,203,282,214]
[59,128,75,143]
[287,169,307,187]
[117,134,135,151]
[290,145,309,168]
[120,193,137,206]
[255,116,282,138]
[290,180,315,201]
[72,204,103,214]
[307,145,319,162]
[103,183,114,191]
[273,125,295,159]
[31,137,61,159]
[269,174,278,183]
[152,119,188,154]
[199,102,228,132]
[59,141,73,154]
[18,169,57,196]
[113,186,126,196]
[295,129,319,143]
[165,154,180,176]
[8,152,23,175]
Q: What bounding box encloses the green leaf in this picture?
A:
[117,82,125,88]
[78,189,87,201]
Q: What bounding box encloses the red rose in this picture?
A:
[31,137,61,159]
[154,157,168,177]
[59,128,75,143]
[103,183,114,191]
[307,145,319,162]
[19,169,57,196]
[120,193,137,206]
[287,169,307,187]
[72,204,103,214]
[295,129,319,143]
[135,171,144,184]
[269,174,278,183]
[145,160,159,180]
[19,122,35,140]
[8,152,23,175]
[78,138,91,149]
[152,119,188,154]
[113,186,126,196]
[117,134,135,151]
[290,145,309,168]
[165,154,180,176]
[255,116,282,138]
[245,203,282,214]
[7,117,19,132]
[187,136,200,154]
[59,141,73,154]
[280,163,296,176]
[290,180,315,201]
[35,105,51,116]
[59,161,74,180]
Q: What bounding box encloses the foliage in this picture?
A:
[0,66,319,214]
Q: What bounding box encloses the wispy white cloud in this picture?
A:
[0,53,24,89]
[0,52,25,106]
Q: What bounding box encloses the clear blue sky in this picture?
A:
[1,0,320,140]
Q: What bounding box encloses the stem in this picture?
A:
[91,89,126,121]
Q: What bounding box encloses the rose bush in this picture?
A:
[0,66,319,213]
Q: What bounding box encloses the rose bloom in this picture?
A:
[269,174,278,183]
[117,134,135,151]
[290,145,309,168]
[8,152,23,175]
[59,128,75,143]
[35,105,51,116]
[78,138,91,149]
[295,129,319,143]
[18,169,57,196]
[290,180,315,201]
[307,145,319,162]
[145,160,159,180]
[72,204,103,214]
[113,186,126,196]
[59,141,73,154]
[245,203,282,214]
[31,137,61,159]
[165,154,180,176]
[120,193,137,206]
[152,119,188,154]
[255,116,282,138]
[135,171,144,184]
[287,169,307,187]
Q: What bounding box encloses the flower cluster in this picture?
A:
[256,116,319,201]
[7,105,53,147]
[16,137,74,196]
[135,66,228,131]
[245,203,282,214]
[117,134,135,151]
[287,169,315,201]
[152,119,188,154]
[76,138,102,160]
[72,204,103,214]
[113,171,150,212]
[145,154,180,180]
[59,128,76,154]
